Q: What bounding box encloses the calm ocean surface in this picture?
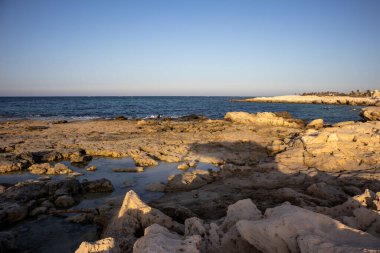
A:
[0,96,364,124]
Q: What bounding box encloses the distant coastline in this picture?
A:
[233,90,380,106]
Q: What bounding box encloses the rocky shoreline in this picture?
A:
[0,108,380,252]
[233,94,380,106]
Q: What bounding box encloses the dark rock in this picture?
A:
[81,178,114,193]
[115,115,127,120]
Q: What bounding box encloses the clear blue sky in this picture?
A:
[0,0,379,96]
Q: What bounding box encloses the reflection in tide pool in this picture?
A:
[2,157,220,253]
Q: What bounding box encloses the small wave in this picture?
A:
[143,114,161,119]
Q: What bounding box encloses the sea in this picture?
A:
[0,96,364,124]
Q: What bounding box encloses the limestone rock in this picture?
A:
[236,203,380,253]
[307,118,324,129]
[224,111,304,128]
[71,155,92,164]
[102,190,183,252]
[75,237,119,253]
[178,161,197,170]
[360,107,380,121]
[0,160,23,173]
[28,163,73,175]
[128,149,158,167]
[165,170,213,192]
[220,199,262,232]
[133,224,201,253]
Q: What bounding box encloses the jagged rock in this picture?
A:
[307,118,324,129]
[102,190,184,252]
[81,178,114,193]
[75,237,119,253]
[133,224,201,253]
[236,203,380,253]
[313,189,380,238]
[360,107,380,121]
[224,111,304,128]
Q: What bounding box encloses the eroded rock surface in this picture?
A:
[225,111,305,128]
[360,107,380,121]
[2,112,380,252]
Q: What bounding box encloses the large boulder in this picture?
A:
[224,111,304,128]
[236,203,380,253]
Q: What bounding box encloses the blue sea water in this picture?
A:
[0,96,364,124]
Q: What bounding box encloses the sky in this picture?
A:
[0,0,379,96]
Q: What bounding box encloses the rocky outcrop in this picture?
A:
[131,198,380,253]
[360,107,380,121]
[276,121,380,175]
[234,95,380,106]
[100,190,183,252]
[236,203,380,252]
[225,112,305,128]
[312,189,380,238]
[28,163,75,175]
